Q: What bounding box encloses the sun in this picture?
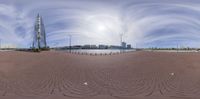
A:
[84,14,124,43]
[97,24,106,31]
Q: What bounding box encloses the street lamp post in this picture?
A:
[68,35,72,53]
[177,44,179,53]
[120,33,123,45]
[135,43,137,51]
[120,33,124,53]
[0,39,1,49]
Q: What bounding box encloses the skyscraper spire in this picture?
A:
[33,14,47,50]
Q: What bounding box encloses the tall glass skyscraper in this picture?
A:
[33,14,47,49]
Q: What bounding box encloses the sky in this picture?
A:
[0,0,200,48]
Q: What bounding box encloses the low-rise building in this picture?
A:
[121,42,126,49]
[127,44,131,49]
[91,45,98,49]
[99,45,108,49]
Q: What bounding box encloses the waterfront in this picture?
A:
[60,49,136,54]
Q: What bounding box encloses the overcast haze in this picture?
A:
[0,0,200,48]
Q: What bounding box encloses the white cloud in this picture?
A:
[1,0,200,47]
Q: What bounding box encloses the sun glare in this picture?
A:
[97,24,106,31]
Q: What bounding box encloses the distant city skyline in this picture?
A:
[0,0,200,48]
